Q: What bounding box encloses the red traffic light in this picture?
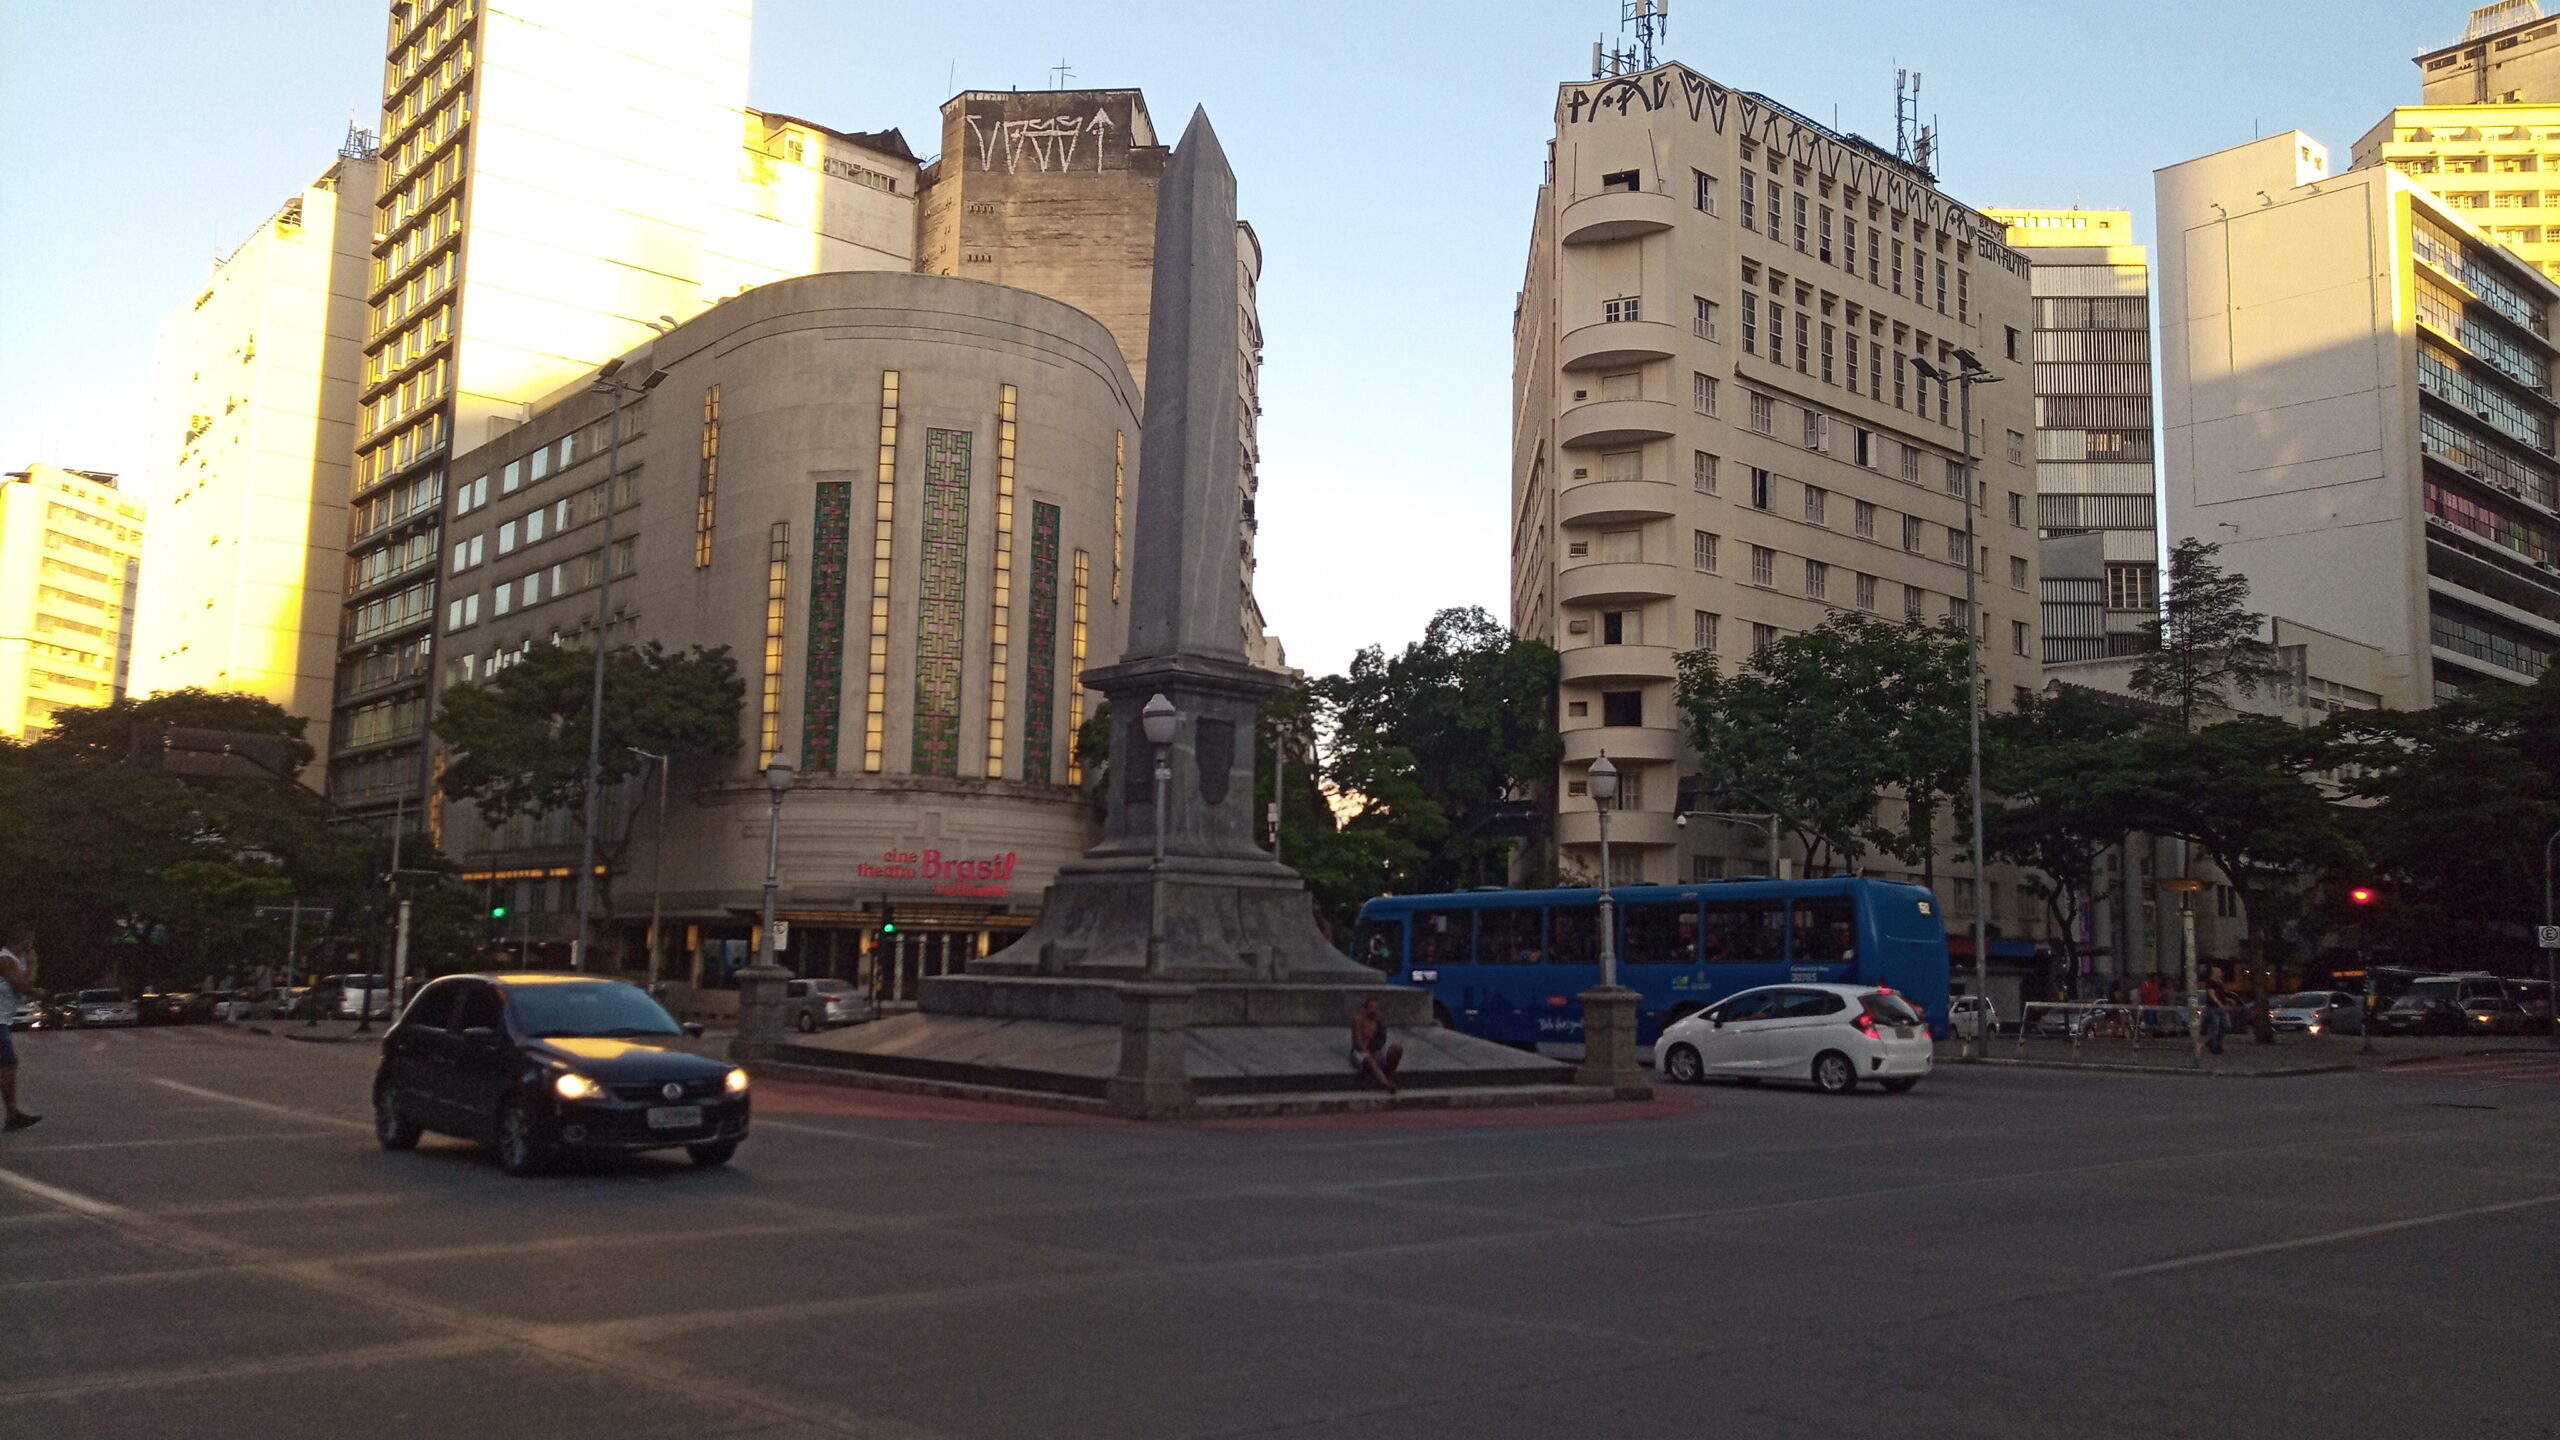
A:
[2349,887,2376,906]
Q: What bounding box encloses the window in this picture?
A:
[1934,258,1949,313]
[1601,610,1632,644]
[1892,237,1905,293]
[1947,596,1970,627]
[1904,585,1924,621]
[1602,449,1642,483]
[1893,352,1908,411]
[1801,410,1827,451]
[1945,458,1966,496]
[1693,451,1719,494]
[1605,295,1642,324]
[521,570,542,605]
[1693,373,1719,416]
[1741,293,1759,353]
[526,507,547,543]
[1695,296,1720,341]
[1947,530,1970,565]
[1819,205,1835,263]
[1854,500,1876,537]
[1749,545,1776,586]
[2005,325,2021,361]
[1740,169,1757,229]
[1749,468,1772,509]
[1602,690,1643,727]
[2009,555,2029,590]
[1692,530,1720,572]
[1957,269,1970,323]
[1693,610,1720,652]
[1855,572,1877,611]
[2008,492,2025,526]
[2107,564,2158,611]
[1751,622,1777,654]
[1602,528,1641,562]
[1695,170,1719,214]
[1803,558,1827,599]
[530,446,552,482]
[1803,486,1827,525]
[1602,370,1640,401]
[2006,429,2026,465]
[1820,323,1836,384]
[1899,445,1921,484]
[500,461,522,496]
[1846,333,1860,391]
[493,584,512,617]
[2012,620,2031,656]
[498,519,518,555]
[1766,177,1782,240]
[1793,191,1809,251]
[1902,514,1923,551]
[1692,856,1726,883]
[1748,392,1773,434]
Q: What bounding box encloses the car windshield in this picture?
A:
[505,982,682,1038]
[2388,994,2435,1009]
[2273,993,2326,1008]
[78,989,120,1004]
[1862,993,1923,1025]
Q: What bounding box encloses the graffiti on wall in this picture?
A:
[967,109,1117,174]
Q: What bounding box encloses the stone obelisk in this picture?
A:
[962,108,1372,986]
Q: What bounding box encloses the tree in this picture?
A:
[2129,539,2286,729]
[435,641,744,826]
[1676,614,1971,875]
[1985,689,2145,991]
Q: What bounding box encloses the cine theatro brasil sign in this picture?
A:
[856,850,1021,899]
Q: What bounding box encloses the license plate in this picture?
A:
[646,1105,703,1130]
[1894,1026,1914,1039]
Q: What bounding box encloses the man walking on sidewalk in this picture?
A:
[0,926,44,1131]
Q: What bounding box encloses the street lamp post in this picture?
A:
[2545,828,2559,1047]
[1917,352,2002,1060]
[631,747,670,992]
[571,361,667,974]
[1142,694,1179,976]
[1589,753,1620,989]
[731,753,794,1061]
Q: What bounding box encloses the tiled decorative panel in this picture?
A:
[800,481,853,773]
[1023,501,1061,783]
[911,429,973,776]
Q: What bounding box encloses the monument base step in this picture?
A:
[749,1056,1623,1120]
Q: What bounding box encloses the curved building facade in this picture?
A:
[432,270,1139,1001]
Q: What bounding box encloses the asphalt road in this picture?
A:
[4,1026,2558,1440]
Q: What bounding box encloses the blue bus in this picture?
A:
[1354,878,1951,1045]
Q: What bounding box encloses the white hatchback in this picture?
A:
[1655,984,1933,1095]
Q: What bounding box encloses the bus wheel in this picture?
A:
[1661,1044,1704,1085]
[1811,1051,1858,1095]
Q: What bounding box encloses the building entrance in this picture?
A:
[876,929,984,1006]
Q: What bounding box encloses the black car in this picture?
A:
[373,973,748,1176]
[2373,992,2462,1036]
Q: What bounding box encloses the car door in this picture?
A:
[1761,990,1847,1074]
[443,981,517,1138]
[1698,990,1779,1073]
[385,981,461,1123]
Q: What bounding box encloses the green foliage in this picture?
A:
[435,641,743,825]
[1676,614,1972,874]
[2129,539,2285,729]
[1985,689,2146,973]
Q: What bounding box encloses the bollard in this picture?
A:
[728,962,792,1062]
[1107,983,1196,1118]
[1575,985,1652,1099]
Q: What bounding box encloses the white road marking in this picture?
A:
[2102,1191,2560,1280]
[13,1131,344,1155]
[0,1165,133,1219]
[144,1077,370,1131]
[0,1335,502,1402]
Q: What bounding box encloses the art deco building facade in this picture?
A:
[2157,131,2560,705]
[432,272,1137,999]
[1511,65,2043,893]
[0,465,144,739]
[1982,209,2160,662]
[135,150,376,757]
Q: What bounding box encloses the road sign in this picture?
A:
[2537,925,2560,949]
[770,920,791,952]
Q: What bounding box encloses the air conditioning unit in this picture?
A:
[1572,468,1590,479]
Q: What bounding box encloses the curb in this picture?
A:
[747,1058,1638,1120]
[1960,1057,2356,1079]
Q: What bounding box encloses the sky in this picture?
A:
[0,0,2462,678]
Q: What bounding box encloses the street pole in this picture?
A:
[1142,695,1178,976]
[732,754,795,1061]
[572,363,664,974]
[360,796,404,1035]
[2545,828,2559,1047]
[1269,718,1284,864]
[633,747,669,991]
[390,900,411,1027]
[757,767,787,974]
[1921,355,1999,1061]
[289,901,311,1027]
[1590,753,1619,989]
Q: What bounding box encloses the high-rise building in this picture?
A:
[915,90,1276,665]
[1982,209,2159,661]
[1511,64,2042,888]
[2416,2,2560,106]
[2157,131,2560,706]
[134,148,377,756]
[0,465,144,739]
[335,0,919,818]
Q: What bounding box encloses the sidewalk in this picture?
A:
[1941,1032,2559,1077]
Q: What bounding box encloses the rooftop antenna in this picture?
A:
[1595,0,1668,76]
[1049,58,1074,89]
[1895,69,1923,166]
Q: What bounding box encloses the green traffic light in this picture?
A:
[491,905,509,919]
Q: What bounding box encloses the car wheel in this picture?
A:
[1881,1077,1920,1094]
[494,1095,552,1177]
[1661,1043,1705,1085]
[1812,1051,1858,1095]
[373,1086,422,1151]
[687,1141,738,1168]
[795,1010,817,1034]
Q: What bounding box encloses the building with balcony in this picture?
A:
[2416,2,2560,108]
[0,465,144,739]
[1983,209,2160,662]
[431,271,1137,1002]
[1510,63,2044,889]
[2158,130,2560,706]
[134,148,376,758]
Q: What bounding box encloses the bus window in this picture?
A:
[1791,898,1858,962]
[1700,899,1783,963]
[1477,908,1545,965]
[1549,907,1599,965]
[1623,901,1699,965]
[1415,910,1472,967]
[1355,918,1403,972]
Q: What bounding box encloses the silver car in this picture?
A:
[2269,990,2363,1036]
[74,989,140,1027]
[784,978,868,1033]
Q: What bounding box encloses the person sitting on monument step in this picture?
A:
[1350,997,1403,1094]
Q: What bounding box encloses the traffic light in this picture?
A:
[491,903,510,920]
[2349,886,2376,907]
[878,902,897,937]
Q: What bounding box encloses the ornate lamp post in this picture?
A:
[1575,750,1646,1096]
[1142,694,1179,975]
[731,752,794,1060]
[1588,753,1620,989]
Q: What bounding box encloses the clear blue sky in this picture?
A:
[0,0,2461,676]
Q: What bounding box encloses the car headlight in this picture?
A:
[724,1068,750,1095]
[553,1072,606,1102]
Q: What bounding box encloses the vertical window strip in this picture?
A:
[760,523,788,768]
[1068,550,1090,786]
[799,482,853,774]
[911,428,973,776]
[985,385,1018,778]
[1112,431,1125,601]
[863,372,899,773]
[694,386,720,568]
[1023,502,1061,783]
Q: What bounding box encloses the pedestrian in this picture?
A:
[2202,981,2230,1056]
[1349,995,1403,1094]
[0,926,43,1132]
[2139,974,2163,1010]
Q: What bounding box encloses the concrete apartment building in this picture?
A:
[333,0,921,819]
[1510,64,2045,902]
[0,465,144,739]
[431,271,1139,996]
[1982,209,2161,662]
[133,149,377,758]
[2157,130,2560,705]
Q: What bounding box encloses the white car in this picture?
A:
[1949,995,1998,1041]
[1655,984,1933,1095]
[73,989,140,1027]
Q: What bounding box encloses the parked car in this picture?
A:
[372,973,748,1176]
[2462,996,2535,1035]
[72,989,140,1027]
[7,1002,36,1031]
[204,991,253,1022]
[334,974,393,1020]
[2373,990,2462,1037]
[1949,995,1998,1042]
[784,978,868,1033]
[1654,984,1933,1094]
[2270,991,2364,1037]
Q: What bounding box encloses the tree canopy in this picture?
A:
[434,641,744,825]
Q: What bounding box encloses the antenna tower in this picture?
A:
[1593,0,1669,77]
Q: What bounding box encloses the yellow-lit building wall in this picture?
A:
[135,157,375,753]
[0,465,145,740]
[2354,104,2560,286]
